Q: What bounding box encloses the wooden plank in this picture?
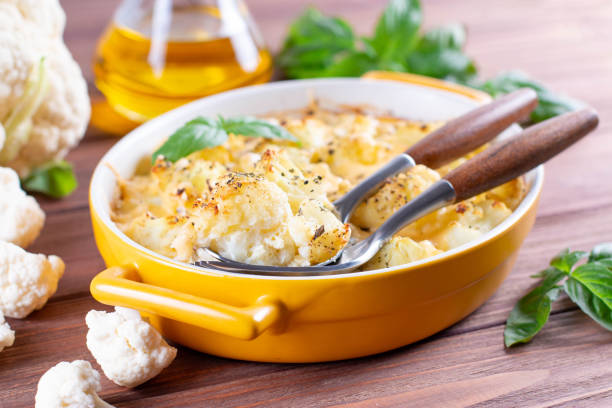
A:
[1,297,610,407]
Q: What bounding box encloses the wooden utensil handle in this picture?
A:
[445,108,599,202]
[406,88,538,168]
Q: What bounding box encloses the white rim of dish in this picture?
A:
[90,78,544,281]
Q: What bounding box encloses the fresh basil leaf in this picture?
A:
[152,117,228,163]
[371,0,422,62]
[278,7,356,79]
[219,117,298,143]
[323,51,381,77]
[408,48,476,82]
[407,24,477,82]
[530,266,563,279]
[418,23,467,51]
[564,276,612,331]
[21,160,77,199]
[589,243,612,262]
[477,71,585,123]
[152,116,298,163]
[570,263,612,308]
[594,259,612,270]
[504,268,566,347]
[550,248,588,274]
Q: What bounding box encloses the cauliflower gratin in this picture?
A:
[112,104,526,270]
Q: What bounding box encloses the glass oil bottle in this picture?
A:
[93,0,273,123]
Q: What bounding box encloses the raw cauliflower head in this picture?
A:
[0,0,66,38]
[0,0,89,177]
[35,360,115,408]
[0,313,14,352]
[0,241,64,318]
[86,307,177,388]
[0,166,45,247]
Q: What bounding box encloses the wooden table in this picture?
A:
[2,0,611,406]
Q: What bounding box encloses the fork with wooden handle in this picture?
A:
[199,108,599,275]
[332,88,538,222]
[201,88,538,268]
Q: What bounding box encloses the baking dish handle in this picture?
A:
[90,266,284,340]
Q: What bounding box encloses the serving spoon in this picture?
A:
[198,89,537,266]
[196,108,599,276]
[333,88,538,222]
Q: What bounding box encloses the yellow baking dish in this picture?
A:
[89,73,542,362]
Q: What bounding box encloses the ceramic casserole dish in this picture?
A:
[89,73,543,363]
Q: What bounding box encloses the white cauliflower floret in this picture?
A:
[196,174,298,265]
[363,237,442,270]
[0,0,89,177]
[195,173,349,266]
[122,215,196,262]
[86,307,177,388]
[0,313,15,352]
[0,241,64,318]
[0,167,45,247]
[352,164,441,231]
[288,198,351,265]
[433,198,512,250]
[1,0,66,38]
[35,360,115,408]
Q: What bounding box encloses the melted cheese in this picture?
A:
[112,106,526,269]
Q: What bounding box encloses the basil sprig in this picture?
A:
[21,160,78,199]
[477,71,584,124]
[278,0,583,123]
[504,244,612,347]
[152,116,298,163]
[278,0,474,83]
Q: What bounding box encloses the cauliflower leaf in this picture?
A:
[22,160,78,198]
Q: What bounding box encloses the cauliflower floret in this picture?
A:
[35,360,115,408]
[485,178,526,211]
[351,164,441,231]
[431,198,512,250]
[288,198,351,265]
[0,0,89,177]
[122,215,196,262]
[86,307,177,388]
[0,0,66,38]
[283,117,330,148]
[195,173,300,266]
[0,241,64,318]
[0,313,14,352]
[363,237,442,270]
[314,114,394,183]
[194,173,349,266]
[0,167,45,247]
[252,148,334,211]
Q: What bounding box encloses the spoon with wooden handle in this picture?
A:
[199,88,538,267]
[198,108,598,275]
[333,88,538,222]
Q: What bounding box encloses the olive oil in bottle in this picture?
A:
[94,0,272,123]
